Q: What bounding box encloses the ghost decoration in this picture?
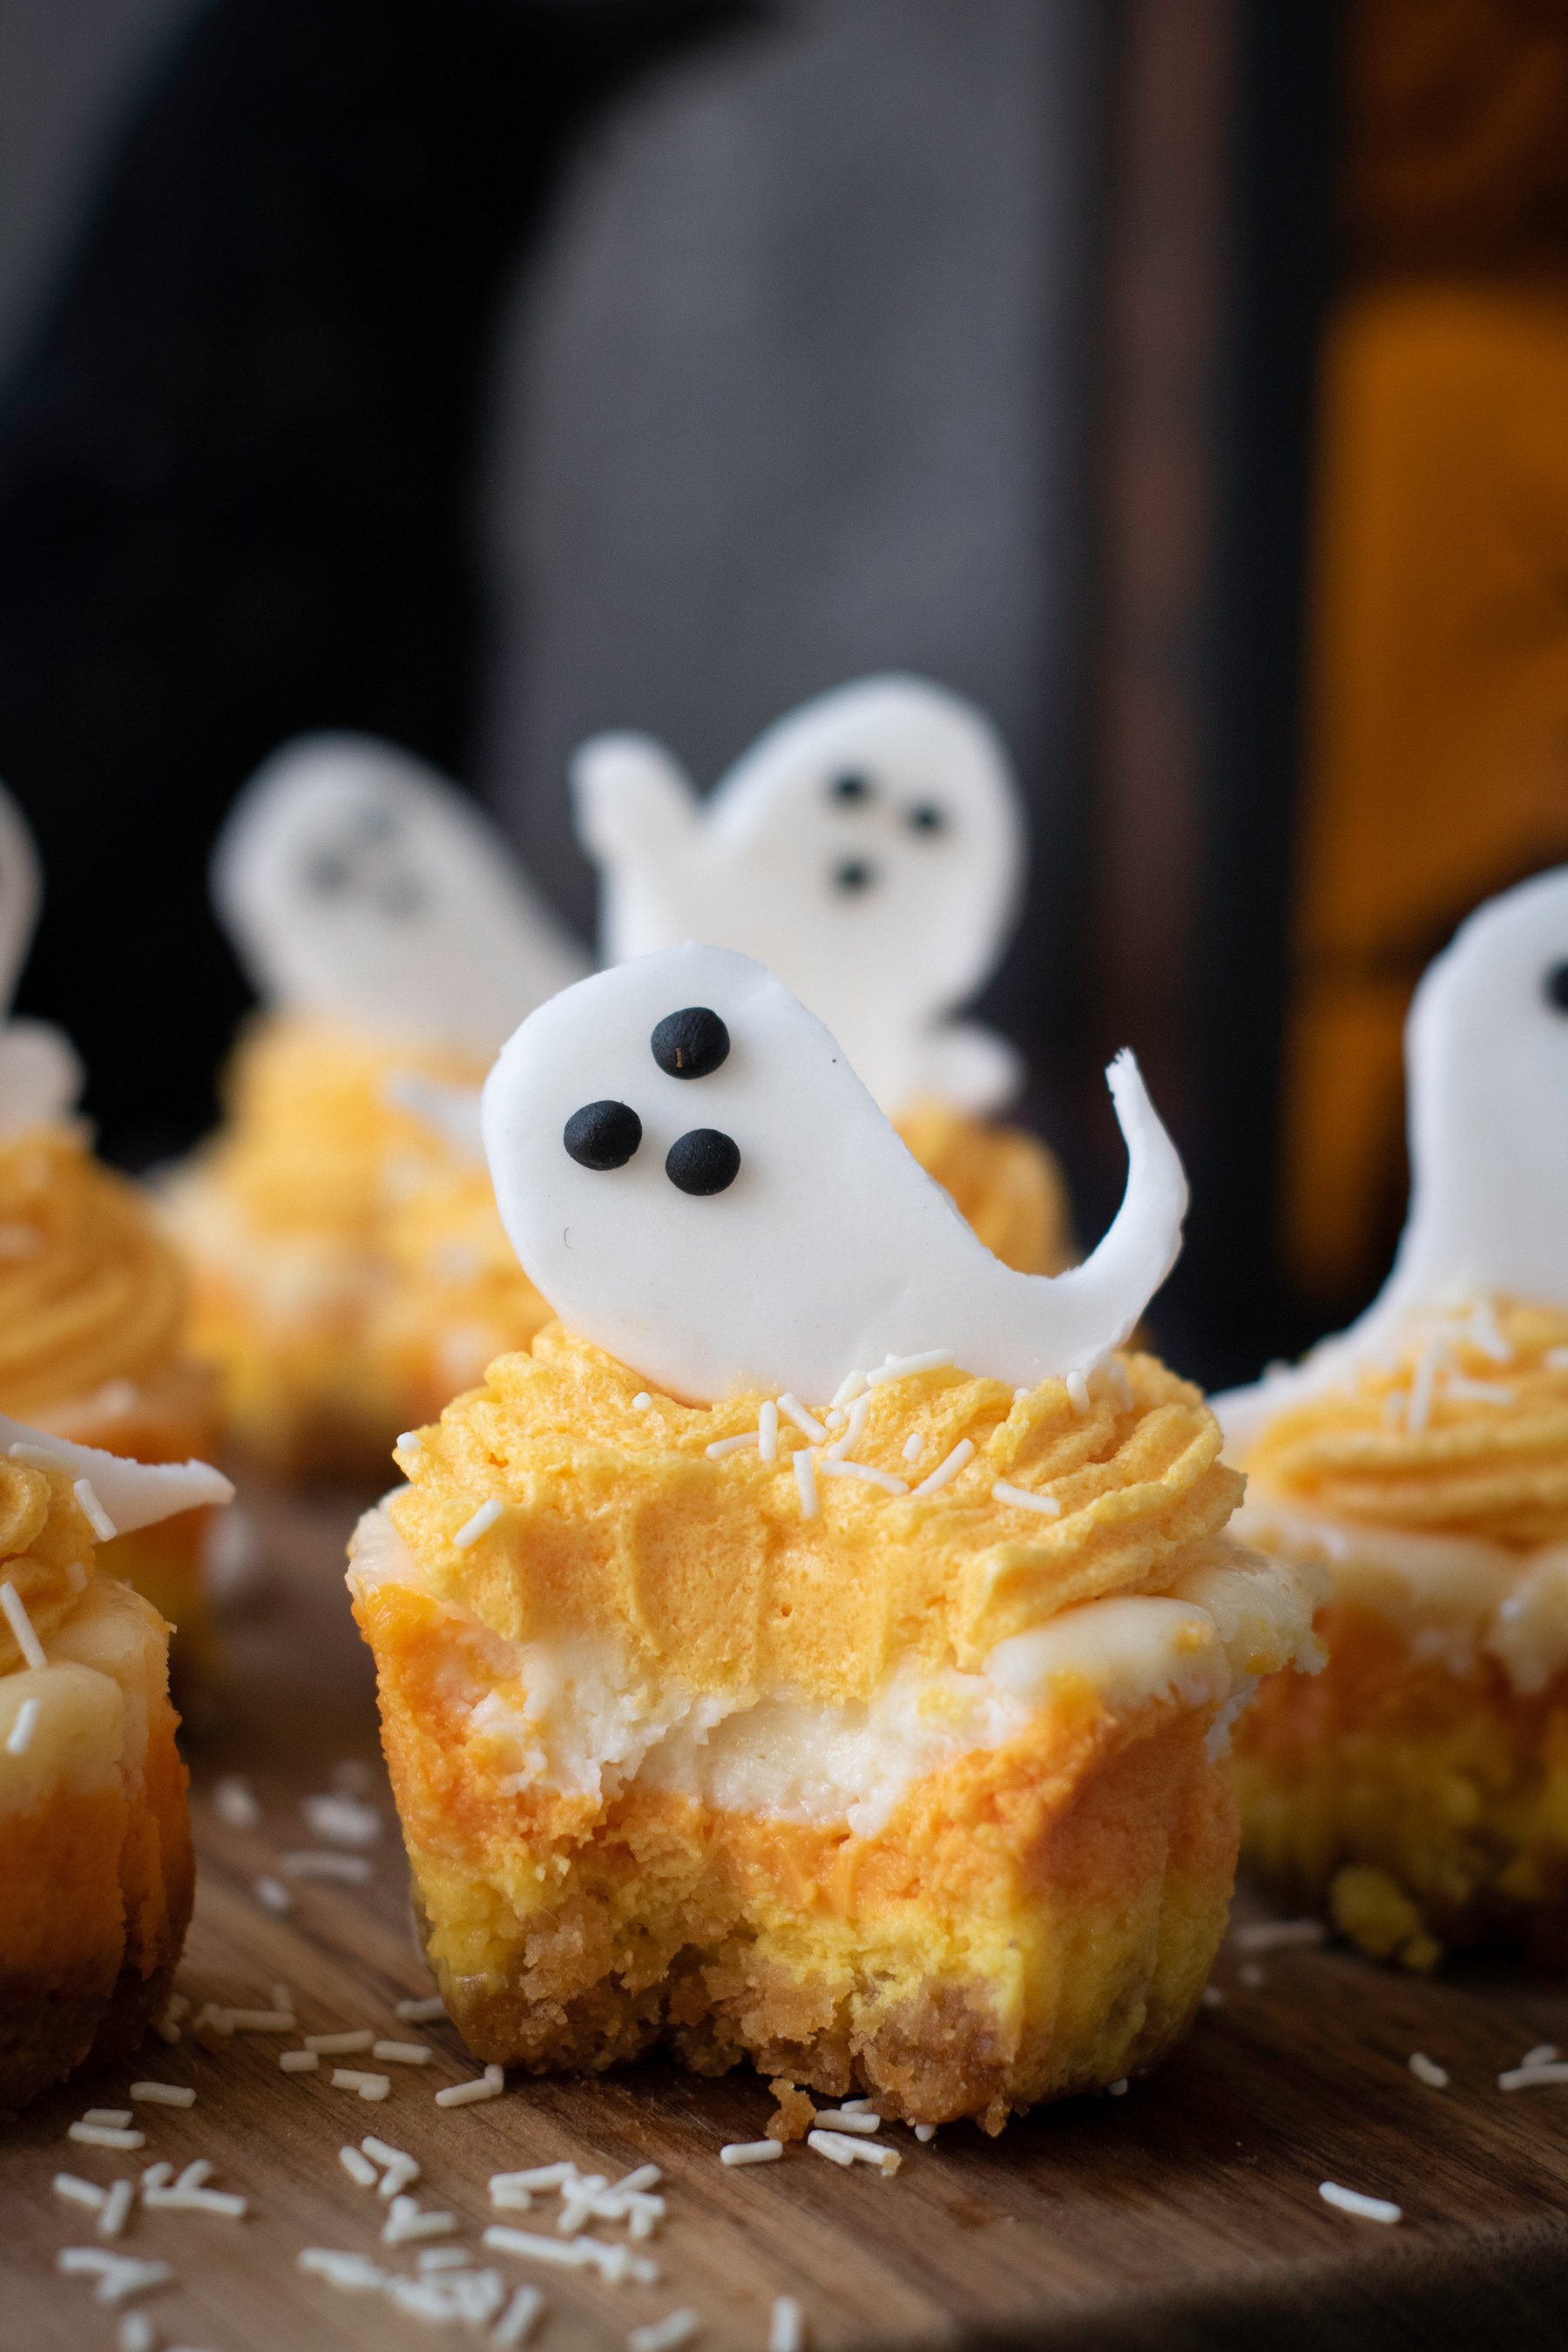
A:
[3,1414,233,1532]
[572,676,1026,1117]
[482,943,1186,1404]
[0,784,83,1142]
[213,733,590,1054]
[1215,864,1568,1451]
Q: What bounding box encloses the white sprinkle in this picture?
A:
[1382,1390,1407,1429]
[1230,1918,1326,1955]
[794,1449,819,1519]
[494,2284,546,2347]
[0,1578,46,1668]
[902,1433,925,1463]
[1523,2043,1559,2067]
[1108,2079,1129,2098]
[437,2073,504,2106]
[830,1369,867,1408]
[377,2155,421,2200]
[867,1349,955,1388]
[6,1695,40,1754]
[1319,2180,1402,2225]
[1408,2052,1449,2089]
[1407,1337,1443,1434]
[776,1394,828,1443]
[1014,1386,1030,1403]
[1468,1296,1512,1361]
[1445,1372,1517,1405]
[1107,1359,1134,1409]
[131,2082,195,2107]
[628,2313,700,2352]
[490,2164,574,2195]
[397,1430,424,1453]
[341,2146,378,2186]
[143,2159,247,2218]
[1239,1963,1267,1989]
[719,2140,781,2166]
[253,1876,291,1913]
[1066,1370,1091,1414]
[1498,2062,1568,2091]
[418,2245,472,2271]
[382,2194,458,2244]
[454,1497,504,1550]
[84,2109,132,2126]
[908,1438,973,1499]
[483,2225,592,2269]
[70,2124,145,2151]
[298,2247,388,2291]
[1200,1986,1225,2009]
[914,2125,936,2142]
[396,1995,447,2023]
[280,1850,374,1882]
[769,2295,805,2352]
[632,1393,652,1411]
[705,1433,759,1459]
[55,2173,108,2209]
[193,2004,232,2037]
[990,1480,1060,1517]
[758,1398,779,1461]
[813,2110,881,2133]
[373,2040,431,2065]
[824,1409,846,1429]
[838,2098,874,2113]
[333,2070,391,2099]
[821,1390,872,1462]
[222,2008,294,2031]
[807,2130,900,2173]
[362,2135,418,2179]
[614,2165,662,2196]
[214,1778,263,1835]
[66,1558,87,1593]
[280,2050,319,2072]
[817,1458,909,1497]
[57,2249,173,2304]
[1546,1348,1568,1372]
[118,2313,155,2352]
[73,1477,118,1541]
[301,1791,382,1847]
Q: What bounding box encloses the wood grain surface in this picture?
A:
[7,1477,1568,2352]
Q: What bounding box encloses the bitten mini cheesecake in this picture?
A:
[352,945,1321,2129]
[0,1419,232,2109]
[1219,868,1568,1968]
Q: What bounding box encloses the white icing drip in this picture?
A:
[1217,864,1568,1448]
[482,943,1187,1403]
[212,733,589,1051]
[572,676,1026,1116]
[348,1508,1320,1835]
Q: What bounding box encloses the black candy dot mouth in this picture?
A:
[1544,961,1568,1013]
[833,860,875,894]
[828,773,873,805]
[666,1128,740,1195]
[906,802,946,834]
[652,1006,730,1078]
[564,1099,643,1171]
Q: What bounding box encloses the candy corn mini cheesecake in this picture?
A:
[1219,868,1568,1968]
[351,945,1321,2129]
[0,1421,231,2108]
[0,787,221,1646]
[574,677,1071,1276]
[166,735,587,1477]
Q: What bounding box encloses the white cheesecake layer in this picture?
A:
[352,1503,1322,1835]
[0,1576,169,1820]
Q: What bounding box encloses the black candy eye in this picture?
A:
[833,860,875,894]
[907,802,946,835]
[652,1006,730,1078]
[1545,962,1568,1014]
[564,1099,642,1171]
[666,1128,740,1195]
[828,773,873,805]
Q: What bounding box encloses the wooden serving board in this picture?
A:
[8,1477,1568,2352]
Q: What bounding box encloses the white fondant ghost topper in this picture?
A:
[573,676,1026,1116]
[0,782,84,1140]
[482,943,1186,1404]
[3,1413,233,1531]
[1215,863,1568,1451]
[213,734,590,1053]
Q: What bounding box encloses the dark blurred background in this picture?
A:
[2,0,1566,1389]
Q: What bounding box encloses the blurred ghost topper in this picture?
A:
[0,782,81,1139]
[213,735,589,1054]
[573,675,1027,1116]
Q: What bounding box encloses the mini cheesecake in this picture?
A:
[353,1331,1321,2130]
[0,1430,230,2108]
